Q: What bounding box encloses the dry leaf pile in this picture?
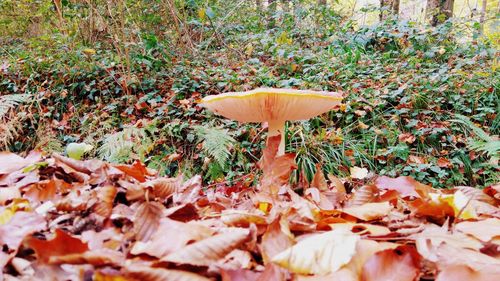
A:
[0,138,499,280]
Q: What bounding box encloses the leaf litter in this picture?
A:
[0,141,499,280]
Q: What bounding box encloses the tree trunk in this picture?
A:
[426,0,454,26]
[379,0,400,21]
[479,0,487,33]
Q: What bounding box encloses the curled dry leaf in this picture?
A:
[133,201,165,242]
[311,164,328,191]
[342,202,392,221]
[361,245,421,281]
[260,216,294,264]
[259,135,297,194]
[25,229,88,263]
[94,185,117,218]
[347,185,378,207]
[125,265,212,281]
[114,160,150,183]
[162,228,249,266]
[272,228,359,275]
[142,177,181,200]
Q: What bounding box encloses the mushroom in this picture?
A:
[200,88,343,155]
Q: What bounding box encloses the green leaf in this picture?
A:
[66,142,93,160]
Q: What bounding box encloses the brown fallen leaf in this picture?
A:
[436,264,500,281]
[361,245,421,281]
[131,218,214,258]
[260,216,294,264]
[94,185,118,218]
[346,185,378,207]
[455,218,500,242]
[25,229,89,263]
[375,176,431,198]
[125,265,212,281]
[48,249,124,266]
[259,135,297,194]
[342,202,392,221]
[142,176,181,200]
[412,224,483,262]
[0,212,46,269]
[133,201,165,242]
[162,228,249,266]
[0,152,39,174]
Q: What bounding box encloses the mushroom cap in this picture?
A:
[200,88,343,123]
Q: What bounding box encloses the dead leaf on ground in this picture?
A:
[162,228,249,266]
[25,229,89,263]
[272,228,359,275]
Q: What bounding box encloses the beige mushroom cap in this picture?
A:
[200,88,343,123]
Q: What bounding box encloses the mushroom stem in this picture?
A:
[267,119,286,156]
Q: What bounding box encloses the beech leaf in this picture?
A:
[25,229,89,263]
[271,228,359,275]
[162,228,249,266]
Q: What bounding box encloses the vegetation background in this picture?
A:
[0,0,498,188]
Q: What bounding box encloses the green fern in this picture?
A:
[450,114,499,158]
[0,94,30,119]
[194,126,235,169]
[98,124,157,163]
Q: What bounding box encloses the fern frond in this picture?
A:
[450,114,492,142]
[0,94,30,119]
[98,126,155,163]
[450,114,499,158]
[194,126,235,168]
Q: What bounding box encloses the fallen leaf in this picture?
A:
[361,245,421,281]
[350,166,368,179]
[25,229,89,263]
[272,228,359,275]
[133,201,165,241]
[131,218,214,258]
[125,265,212,281]
[436,264,500,281]
[311,164,328,191]
[94,185,118,218]
[375,176,430,198]
[399,133,416,144]
[0,152,32,174]
[455,218,500,242]
[163,228,249,266]
[260,216,294,264]
[342,202,392,221]
[347,185,378,207]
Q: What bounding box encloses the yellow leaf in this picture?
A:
[0,199,31,225]
[0,208,15,225]
[198,8,206,21]
[272,228,359,275]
